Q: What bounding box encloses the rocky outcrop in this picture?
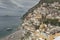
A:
[1,0,60,40]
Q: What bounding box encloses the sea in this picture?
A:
[0,16,22,38]
[0,0,40,38]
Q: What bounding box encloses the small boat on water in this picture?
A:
[6,28,13,31]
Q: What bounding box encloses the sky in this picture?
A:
[0,0,39,16]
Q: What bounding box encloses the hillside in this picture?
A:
[1,0,60,40]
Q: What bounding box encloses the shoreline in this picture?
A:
[1,0,60,40]
[0,27,25,40]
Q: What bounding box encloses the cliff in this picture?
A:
[1,0,60,40]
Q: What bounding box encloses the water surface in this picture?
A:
[0,16,21,38]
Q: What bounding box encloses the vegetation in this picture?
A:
[43,19,60,26]
[40,0,60,3]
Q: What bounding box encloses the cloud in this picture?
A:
[0,5,7,9]
[10,0,24,8]
[0,0,39,16]
[0,0,24,10]
[10,0,39,9]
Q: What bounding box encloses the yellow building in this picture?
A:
[39,23,47,32]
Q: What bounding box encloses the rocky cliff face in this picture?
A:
[1,0,60,40]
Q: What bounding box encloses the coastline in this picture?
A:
[1,0,60,40]
[0,27,25,40]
